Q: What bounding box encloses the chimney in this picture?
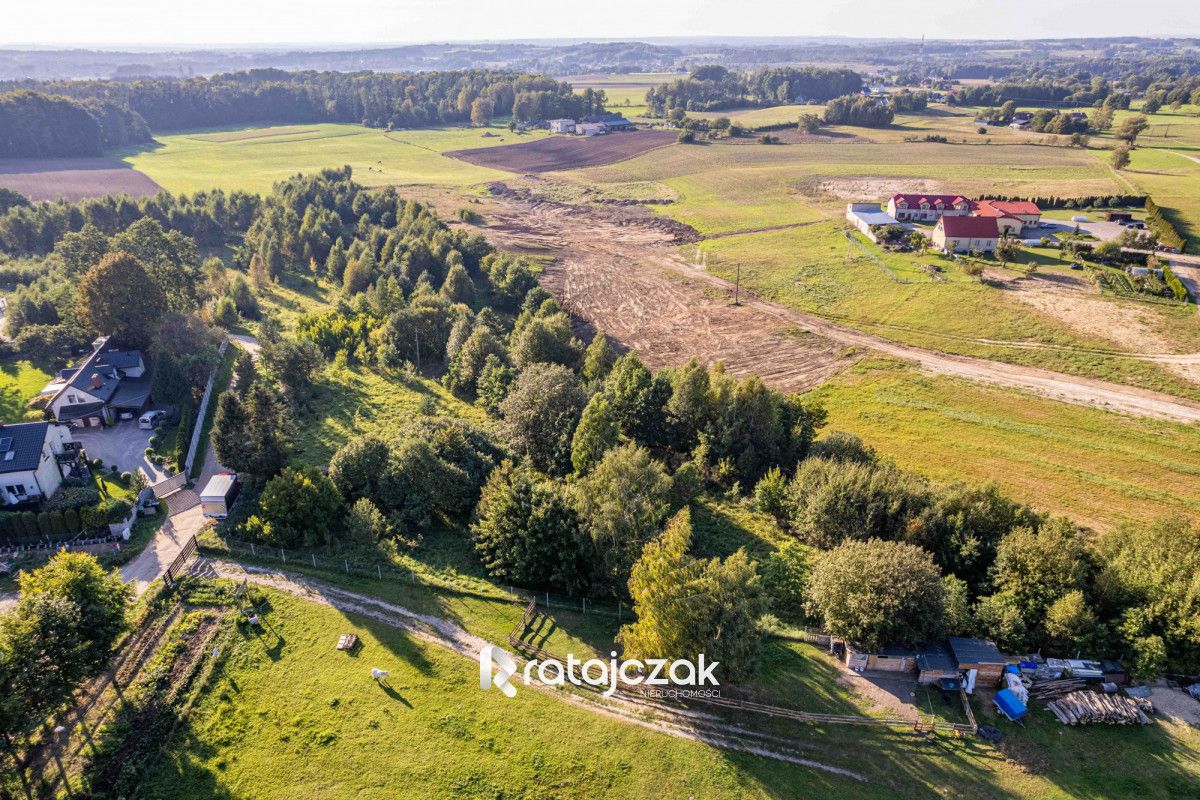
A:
[90,373,102,389]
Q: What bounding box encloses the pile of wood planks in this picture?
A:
[1046,690,1152,725]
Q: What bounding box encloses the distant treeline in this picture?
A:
[645,65,862,114]
[0,69,606,158]
[948,80,1116,108]
[0,90,151,158]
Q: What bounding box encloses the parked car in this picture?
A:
[1124,221,1146,229]
[139,410,166,429]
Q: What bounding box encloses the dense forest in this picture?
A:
[0,69,606,158]
[645,65,863,114]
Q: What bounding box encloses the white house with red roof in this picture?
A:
[970,200,1041,235]
[886,193,972,222]
[932,215,1001,253]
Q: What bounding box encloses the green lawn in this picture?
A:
[0,357,50,423]
[806,359,1200,531]
[138,587,886,800]
[116,123,551,195]
[137,581,1200,800]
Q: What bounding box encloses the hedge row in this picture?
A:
[975,193,1147,210]
[1145,198,1188,252]
[0,498,132,543]
[1164,264,1191,302]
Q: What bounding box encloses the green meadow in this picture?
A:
[116,123,549,195]
[807,358,1200,531]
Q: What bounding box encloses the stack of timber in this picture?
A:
[1046,690,1152,725]
[1028,678,1086,701]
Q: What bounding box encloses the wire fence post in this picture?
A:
[582,597,586,614]
[343,559,349,574]
[250,541,255,556]
[311,554,316,567]
[377,564,382,580]
[280,548,285,562]
[545,591,550,608]
[618,601,622,622]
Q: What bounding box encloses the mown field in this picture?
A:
[807,358,1200,530]
[116,123,551,195]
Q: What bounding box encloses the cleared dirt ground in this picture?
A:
[480,188,1200,421]
[446,129,677,173]
[481,189,858,392]
[0,158,163,201]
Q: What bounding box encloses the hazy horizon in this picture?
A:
[3,0,1198,47]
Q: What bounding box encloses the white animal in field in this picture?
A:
[371,668,390,681]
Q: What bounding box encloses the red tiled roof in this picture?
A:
[890,193,970,208]
[972,199,1041,217]
[939,215,1000,238]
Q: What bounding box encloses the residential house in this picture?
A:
[887,193,972,222]
[548,118,575,134]
[39,337,152,427]
[933,215,1001,253]
[948,636,1009,686]
[0,422,85,506]
[970,199,1042,235]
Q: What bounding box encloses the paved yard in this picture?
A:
[71,422,170,484]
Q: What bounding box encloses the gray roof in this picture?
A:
[110,377,152,409]
[55,401,104,421]
[201,473,238,500]
[0,422,50,474]
[916,643,956,672]
[53,337,145,407]
[948,637,1006,666]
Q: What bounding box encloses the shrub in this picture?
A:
[1163,265,1190,302]
[46,485,101,511]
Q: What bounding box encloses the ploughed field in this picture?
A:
[0,157,162,201]
[446,129,678,173]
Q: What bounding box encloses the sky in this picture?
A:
[2,0,1198,46]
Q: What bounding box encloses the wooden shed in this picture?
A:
[948,637,1008,686]
[916,643,957,684]
[842,642,916,673]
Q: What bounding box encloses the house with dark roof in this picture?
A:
[0,422,84,506]
[886,193,972,222]
[38,337,152,427]
[932,215,1002,253]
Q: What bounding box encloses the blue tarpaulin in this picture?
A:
[994,688,1027,721]
[1004,665,1021,675]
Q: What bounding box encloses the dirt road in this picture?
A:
[482,191,1200,423]
[197,558,868,781]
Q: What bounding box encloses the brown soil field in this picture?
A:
[479,189,859,392]
[0,158,162,201]
[446,129,677,174]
